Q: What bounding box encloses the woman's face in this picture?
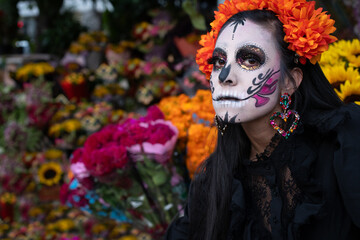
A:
[210,19,282,123]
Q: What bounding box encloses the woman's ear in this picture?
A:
[282,67,303,95]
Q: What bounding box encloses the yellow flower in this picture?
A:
[93,85,110,97]
[0,223,10,234]
[62,119,82,133]
[46,206,68,221]
[119,236,138,240]
[335,80,360,103]
[38,162,63,186]
[15,62,54,81]
[29,206,44,217]
[55,218,75,232]
[321,64,360,89]
[92,223,107,234]
[109,223,132,237]
[337,39,360,67]
[44,149,63,160]
[319,44,343,67]
[69,42,86,54]
[48,123,63,137]
[0,192,16,204]
[63,73,86,85]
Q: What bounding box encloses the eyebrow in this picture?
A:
[213,47,227,56]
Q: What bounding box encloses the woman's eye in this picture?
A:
[236,46,266,70]
[214,57,226,70]
[208,56,226,70]
[241,55,261,68]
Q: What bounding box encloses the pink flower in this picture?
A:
[70,162,90,179]
[140,105,164,122]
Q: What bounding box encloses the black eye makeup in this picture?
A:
[236,45,266,71]
[208,48,227,71]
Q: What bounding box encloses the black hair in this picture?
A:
[188,10,343,240]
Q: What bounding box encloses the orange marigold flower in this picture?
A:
[186,124,217,178]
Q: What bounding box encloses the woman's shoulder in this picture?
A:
[335,103,360,132]
[304,103,360,135]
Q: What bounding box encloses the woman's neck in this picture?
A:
[242,112,278,160]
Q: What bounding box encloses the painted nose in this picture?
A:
[218,64,236,85]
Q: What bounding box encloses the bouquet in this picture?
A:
[61,105,186,238]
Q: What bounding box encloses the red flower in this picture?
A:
[82,145,128,177]
[70,148,84,164]
[140,105,165,122]
[147,123,175,144]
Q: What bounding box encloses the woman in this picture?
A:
[166,0,360,239]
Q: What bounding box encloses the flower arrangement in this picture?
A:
[61,105,185,238]
[320,39,360,104]
[69,31,107,54]
[60,72,89,101]
[48,102,119,150]
[0,192,16,222]
[15,62,55,82]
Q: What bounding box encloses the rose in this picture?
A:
[139,105,164,122]
[83,128,114,152]
[82,145,128,177]
[147,123,175,144]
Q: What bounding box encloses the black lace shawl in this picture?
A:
[166,103,360,240]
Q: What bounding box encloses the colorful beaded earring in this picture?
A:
[270,93,300,139]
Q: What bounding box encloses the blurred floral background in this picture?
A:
[0,0,359,239]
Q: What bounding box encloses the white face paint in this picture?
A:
[210,19,282,123]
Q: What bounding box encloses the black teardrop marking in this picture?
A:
[219,64,231,83]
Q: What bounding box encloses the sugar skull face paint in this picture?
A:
[210,19,282,123]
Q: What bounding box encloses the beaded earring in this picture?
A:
[214,115,227,136]
[270,93,300,139]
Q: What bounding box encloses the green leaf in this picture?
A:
[152,171,167,186]
[182,0,206,31]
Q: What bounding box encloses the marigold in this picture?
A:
[186,124,217,178]
[196,0,337,79]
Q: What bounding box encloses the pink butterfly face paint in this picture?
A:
[209,19,281,123]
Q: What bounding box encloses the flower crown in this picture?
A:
[196,0,337,79]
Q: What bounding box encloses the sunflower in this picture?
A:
[335,80,360,103]
[38,162,63,186]
[319,44,343,67]
[337,39,360,67]
[321,64,360,90]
